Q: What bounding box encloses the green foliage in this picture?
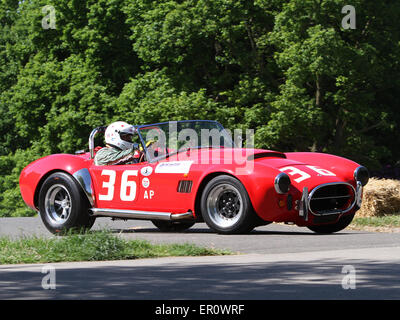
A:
[266,0,400,165]
[0,148,41,217]
[0,0,399,216]
[113,69,230,125]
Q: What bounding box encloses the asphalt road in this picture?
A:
[1,216,400,300]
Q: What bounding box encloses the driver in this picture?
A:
[94,121,140,165]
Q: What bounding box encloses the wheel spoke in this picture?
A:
[45,184,72,223]
[61,208,67,219]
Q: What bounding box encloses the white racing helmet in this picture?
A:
[105,121,136,150]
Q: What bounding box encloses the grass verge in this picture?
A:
[351,215,400,229]
[0,230,232,265]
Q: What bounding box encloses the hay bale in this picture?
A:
[357,178,400,217]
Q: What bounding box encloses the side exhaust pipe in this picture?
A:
[89,208,194,221]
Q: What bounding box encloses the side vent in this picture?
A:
[177,180,193,193]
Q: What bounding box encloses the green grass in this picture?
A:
[351,215,400,228]
[0,230,232,265]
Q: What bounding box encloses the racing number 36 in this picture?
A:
[280,165,336,183]
[98,169,138,201]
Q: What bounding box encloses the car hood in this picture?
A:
[167,148,356,187]
[250,151,357,192]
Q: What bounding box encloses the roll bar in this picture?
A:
[89,126,107,159]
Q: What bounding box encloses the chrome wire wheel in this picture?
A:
[206,183,243,229]
[44,184,72,224]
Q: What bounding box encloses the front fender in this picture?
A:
[192,161,283,222]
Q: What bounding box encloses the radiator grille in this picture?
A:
[309,183,355,215]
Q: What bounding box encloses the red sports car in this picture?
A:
[19,120,369,234]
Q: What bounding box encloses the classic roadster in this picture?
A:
[19,120,369,234]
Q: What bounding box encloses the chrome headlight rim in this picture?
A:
[274,172,291,194]
[354,166,369,187]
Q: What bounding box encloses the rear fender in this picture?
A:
[20,154,94,210]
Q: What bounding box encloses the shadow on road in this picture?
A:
[1,258,399,299]
[109,226,359,236]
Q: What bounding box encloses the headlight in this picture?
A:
[274,172,291,194]
[354,166,369,186]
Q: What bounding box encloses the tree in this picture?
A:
[262,0,400,168]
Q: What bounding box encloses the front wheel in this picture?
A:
[38,172,95,234]
[200,175,257,234]
[307,213,355,234]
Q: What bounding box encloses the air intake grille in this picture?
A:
[177,180,193,193]
[309,183,355,215]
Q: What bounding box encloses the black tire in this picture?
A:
[200,175,257,234]
[307,213,355,234]
[151,220,195,232]
[38,172,95,234]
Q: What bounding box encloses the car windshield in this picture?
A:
[137,120,234,162]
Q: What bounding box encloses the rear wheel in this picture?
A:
[38,172,95,234]
[151,220,195,232]
[200,175,257,234]
[307,213,355,234]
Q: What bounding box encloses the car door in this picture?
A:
[89,159,195,213]
[137,159,196,212]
